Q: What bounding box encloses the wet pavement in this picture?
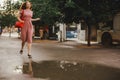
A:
[22,59,120,80]
[0,36,120,80]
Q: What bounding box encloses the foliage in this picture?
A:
[30,0,62,25]
[0,0,21,27]
[1,0,120,27]
[0,13,17,27]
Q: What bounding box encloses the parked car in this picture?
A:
[66,31,77,38]
[97,13,120,46]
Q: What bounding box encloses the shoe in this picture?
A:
[28,54,32,58]
[20,50,23,54]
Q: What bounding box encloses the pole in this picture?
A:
[9,0,12,37]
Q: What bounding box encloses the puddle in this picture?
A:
[21,59,120,80]
[0,77,7,80]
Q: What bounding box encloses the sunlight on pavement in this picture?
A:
[1,32,18,38]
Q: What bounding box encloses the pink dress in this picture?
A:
[21,9,33,43]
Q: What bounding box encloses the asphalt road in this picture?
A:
[0,36,120,80]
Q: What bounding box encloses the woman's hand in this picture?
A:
[31,18,40,21]
[36,18,40,21]
[20,20,24,23]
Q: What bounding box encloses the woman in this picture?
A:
[17,1,40,58]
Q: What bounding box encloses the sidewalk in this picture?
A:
[58,38,102,48]
[1,32,18,38]
[1,32,98,44]
[1,32,119,49]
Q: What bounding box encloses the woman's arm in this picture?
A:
[31,18,40,21]
[17,11,24,23]
[17,17,24,23]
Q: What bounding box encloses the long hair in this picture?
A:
[19,1,32,10]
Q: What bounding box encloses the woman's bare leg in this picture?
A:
[21,41,25,50]
[27,43,32,58]
[20,41,25,54]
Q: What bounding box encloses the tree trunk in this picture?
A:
[87,24,91,46]
[85,18,91,46]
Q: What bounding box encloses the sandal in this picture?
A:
[28,54,32,58]
[20,50,23,54]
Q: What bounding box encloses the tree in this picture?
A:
[71,0,120,46]
[0,0,21,28]
[30,0,61,26]
[24,0,120,45]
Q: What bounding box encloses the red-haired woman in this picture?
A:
[17,1,40,58]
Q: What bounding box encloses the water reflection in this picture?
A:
[22,58,33,77]
[23,60,120,80]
